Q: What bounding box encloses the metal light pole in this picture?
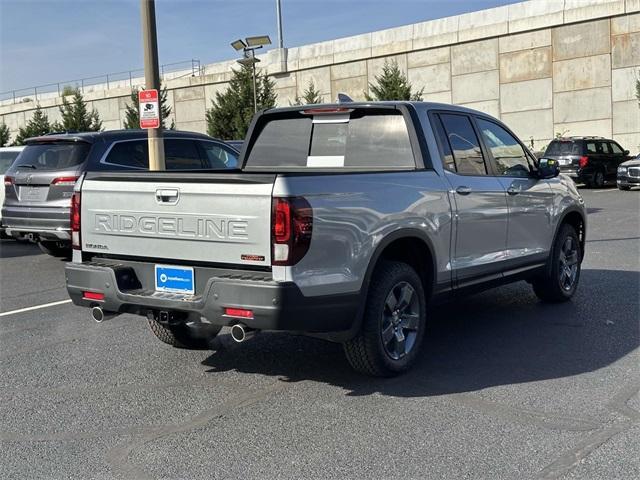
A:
[140,0,165,170]
[276,0,283,49]
[251,50,258,113]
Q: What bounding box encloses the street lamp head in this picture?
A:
[231,39,247,51]
[246,35,272,47]
[237,56,260,67]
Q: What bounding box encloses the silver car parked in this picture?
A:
[2,130,239,256]
[0,145,25,238]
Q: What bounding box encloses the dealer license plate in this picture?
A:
[155,265,195,294]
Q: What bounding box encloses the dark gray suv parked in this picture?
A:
[540,136,631,188]
[2,130,239,256]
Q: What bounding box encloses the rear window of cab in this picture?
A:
[244,109,415,170]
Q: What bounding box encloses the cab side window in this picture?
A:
[438,113,487,175]
[476,118,531,177]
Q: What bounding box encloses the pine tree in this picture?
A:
[55,90,102,132]
[206,64,277,140]
[123,85,175,129]
[0,122,10,147]
[292,80,323,105]
[61,85,78,97]
[14,106,54,145]
[365,61,423,101]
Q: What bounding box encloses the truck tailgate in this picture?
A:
[80,172,275,267]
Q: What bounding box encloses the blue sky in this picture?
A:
[0,0,519,93]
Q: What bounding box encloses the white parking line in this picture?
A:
[0,299,72,318]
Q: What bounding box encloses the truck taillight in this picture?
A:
[579,156,589,169]
[52,176,79,186]
[271,197,313,266]
[70,192,81,250]
[3,175,13,186]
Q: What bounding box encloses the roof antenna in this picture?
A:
[336,93,353,103]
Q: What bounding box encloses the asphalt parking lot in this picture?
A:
[0,187,638,480]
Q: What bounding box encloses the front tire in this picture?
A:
[618,185,631,191]
[147,318,221,349]
[532,224,582,303]
[343,261,426,377]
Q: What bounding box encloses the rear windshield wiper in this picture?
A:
[16,164,37,169]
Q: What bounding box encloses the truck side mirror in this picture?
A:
[537,158,560,179]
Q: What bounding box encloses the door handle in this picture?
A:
[456,186,472,195]
[156,188,179,204]
[507,185,521,196]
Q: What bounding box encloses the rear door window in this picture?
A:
[104,139,216,170]
[432,116,456,171]
[246,110,415,170]
[438,113,487,175]
[15,143,90,170]
[198,141,238,169]
[104,140,148,169]
[164,139,203,170]
[586,142,597,154]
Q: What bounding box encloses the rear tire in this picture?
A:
[592,170,605,188]
[532,224,581,303]
[343,261,426,377]
[618,185,631,191]
[147,318,221,349]
[38,241,70,258]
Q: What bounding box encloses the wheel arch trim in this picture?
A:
[336,229,437,342]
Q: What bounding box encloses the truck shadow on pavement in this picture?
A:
[201,268,639,397]
[0,239,42,259]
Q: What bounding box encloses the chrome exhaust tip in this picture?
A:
[230,324,256,343]
[91,306,118,323]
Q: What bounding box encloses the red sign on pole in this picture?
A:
[139,89,160,129]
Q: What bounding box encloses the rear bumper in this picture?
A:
[2,205,71,240]
[559,168,591,182]
[65,260,360,335]
[4,227,70,240]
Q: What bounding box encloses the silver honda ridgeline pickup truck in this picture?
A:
[66,102,586,376]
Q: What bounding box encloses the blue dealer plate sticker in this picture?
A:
[155,265,195,294]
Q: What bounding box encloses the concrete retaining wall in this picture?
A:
[2,0,639,152]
